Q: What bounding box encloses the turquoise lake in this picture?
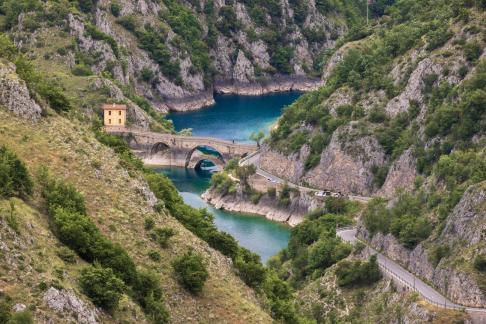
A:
[161,92,301,263]
[157,167,291,263]
[167,92,301,143]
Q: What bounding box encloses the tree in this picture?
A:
[335,255,381,287]
[172,250,209,294]
[235,165,256,186]
[250,131,265,148]
[0,146,33,199]
[80,264,125,311]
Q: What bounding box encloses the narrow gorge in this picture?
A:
[0,0,485,323]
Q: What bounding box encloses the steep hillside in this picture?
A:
[264,1,486,198]
[257,0,486,320]
[0,113,272,323]
[1,0,368,113]
[0,51,276,322]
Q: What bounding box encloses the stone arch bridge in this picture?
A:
[107,128,257,170]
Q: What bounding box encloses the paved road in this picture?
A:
[240,151,371,202]
[337,228,486,316]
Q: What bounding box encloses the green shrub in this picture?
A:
[85,24,120,58]
[325,197,348,214]
[474,255,486,272]
[80,264,125,311]
[216,5,240,36]
[426,26,452,50]
[249,191,262,204]
[151,227,175,248]
[57,247,77,264]
[371,164,389,188]
[304,153,321,170]
[278,184,293,207]
[71,64,92,76]
[0,299,11,323]
[210,172,236,195]
[172,250,209,294]
[428,244,450,266]
[144,217,155,230]
[6,201,20,233]
[464,41,482,62]
[308,237,352,271]
[43,180,86,215]
[335,255,381,287]
[9,310,33,324]
[148,250,161,261]
[234,249,266,288]
[78,0,95,12]
[110,2,121,16]
[235,165,256,186]
[270,47,294,74]
[206,231,239,259]
[0,146,33,199]
[132,269,169,322]
[116,15,138,32]
[362,198,390,235]
[140,67,155,82]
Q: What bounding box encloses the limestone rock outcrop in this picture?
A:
[43,287,99,324]
[0,61,42,121]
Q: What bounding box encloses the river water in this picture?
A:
[159,93,301,263]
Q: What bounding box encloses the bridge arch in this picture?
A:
[185,145,225,169]
[150,142,170,155]
[191,158,224,172]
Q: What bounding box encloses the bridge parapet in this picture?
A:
[106,128,257,167]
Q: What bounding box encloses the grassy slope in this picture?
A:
[0,109,271,323]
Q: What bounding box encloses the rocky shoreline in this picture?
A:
[162,91,216,112]
[165,76,322,112]
[202,187,322,227]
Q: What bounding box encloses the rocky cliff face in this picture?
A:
[0,61,42,121]
[8,0,350,113]
[357,182,486,308]
[261,11,486,199]
[261,124,387,196]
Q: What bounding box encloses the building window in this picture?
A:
[108,119,111,124]
[119,119,122,124]
[108,111,112,116]
[119,111,122,116]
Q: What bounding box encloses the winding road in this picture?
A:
[240,151,486,318]
[337,228,486,318]
[240,151,371,203]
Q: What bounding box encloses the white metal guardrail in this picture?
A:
[336,228,486,314]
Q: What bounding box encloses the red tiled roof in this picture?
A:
[102,103,127,110]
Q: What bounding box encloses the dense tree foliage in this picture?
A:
[172,250,209,294]
[335,255,382,287]
[271,200,356,286]
[80,265,125,311]
[0,146,32,199]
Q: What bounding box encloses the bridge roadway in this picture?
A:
[337,228,486,318]
[106,127,257,155]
